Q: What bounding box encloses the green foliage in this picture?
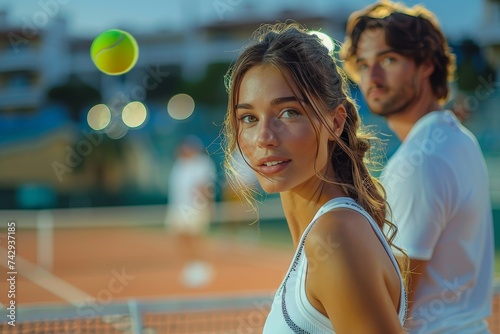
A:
[182,62,231,107]
[47,74,101,121]
[455,39,496,93]
[145,65,182,101]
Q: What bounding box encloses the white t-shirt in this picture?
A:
[382,110,494,333]
[166,153,216,232]
[263,197,407,333]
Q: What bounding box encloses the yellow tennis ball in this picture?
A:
[90,29,139,75]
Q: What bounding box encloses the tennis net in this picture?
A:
[3,287,500,333]
[1,293,273,334]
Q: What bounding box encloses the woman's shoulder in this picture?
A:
[305,208,374,248]
[302,208,393,317]
[303,208,384,272]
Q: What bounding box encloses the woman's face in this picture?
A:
[235,64,332,194]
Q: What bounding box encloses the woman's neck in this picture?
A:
[280,184,347,248]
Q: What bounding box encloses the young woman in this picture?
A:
[222,22,408,333]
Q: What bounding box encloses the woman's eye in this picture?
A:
[239,114,257,123]
[281,109,300,118]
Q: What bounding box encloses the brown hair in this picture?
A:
[341,0,456,102]
[222,22,408,277]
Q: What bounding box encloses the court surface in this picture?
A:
[0,226,293,306]
[1,215,499,333]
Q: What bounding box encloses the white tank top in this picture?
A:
[263,197,407,333]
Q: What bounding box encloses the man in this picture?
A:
[341,1,494,332]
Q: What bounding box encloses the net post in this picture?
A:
[37,209,54,271]
[128,299,143,334]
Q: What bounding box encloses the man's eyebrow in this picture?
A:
[355,49,397,64]
[235,96,308,110]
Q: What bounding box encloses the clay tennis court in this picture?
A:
[0,201,293,332]
[1,226,292,305]
[1,202,499,333]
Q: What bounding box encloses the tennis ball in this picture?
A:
[90,29,139,75]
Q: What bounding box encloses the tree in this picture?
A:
[47,74,101,122]
[455,38,496,93]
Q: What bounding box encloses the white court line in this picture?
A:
[0,248,92,306]
[0,248,133,331]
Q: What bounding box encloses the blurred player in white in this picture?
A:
[166,135,217,288]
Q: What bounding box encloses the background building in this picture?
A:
[0,1,498,210]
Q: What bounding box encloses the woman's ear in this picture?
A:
[329,104,347,140]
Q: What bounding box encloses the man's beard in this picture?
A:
[366,82,417,118]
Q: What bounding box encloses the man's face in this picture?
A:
[354,28,424,117]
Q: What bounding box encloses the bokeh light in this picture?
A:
[105,121,128,140]
[167,93,195,120]
[122,101,148,128]
[309,31,334,53]
[87,104,111,131]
